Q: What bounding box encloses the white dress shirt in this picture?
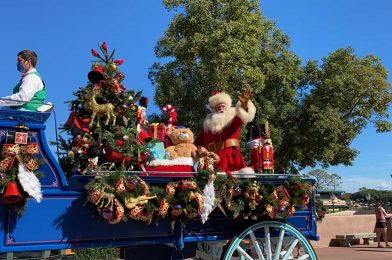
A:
[0,69,44,107]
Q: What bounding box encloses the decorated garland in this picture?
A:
[0,124,43,215]
[84,170,312,226]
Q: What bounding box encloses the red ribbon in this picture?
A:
[0,143,39,172]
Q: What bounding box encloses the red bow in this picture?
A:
[0,143,39,172]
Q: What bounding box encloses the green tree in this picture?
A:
[351,188,392,207]
[330,173,342,190]
[149,0,392,173]
[307,169,341,190]
[286,48,392,171]
[150,0,267,128]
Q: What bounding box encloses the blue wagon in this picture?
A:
[0,110,319,260]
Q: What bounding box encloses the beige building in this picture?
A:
[317,189,349,212]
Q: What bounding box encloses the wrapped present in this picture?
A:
[148,123,166,142]
[163,136,173,148]
[149,142,166,159]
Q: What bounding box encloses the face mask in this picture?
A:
[17,62,25,73]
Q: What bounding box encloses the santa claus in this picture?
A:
[194,88,256,172]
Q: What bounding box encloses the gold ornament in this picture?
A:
[109,62,117,71]
[67,150,74,159]
[83,89,116,128]
[87,188,115,209]
[124,195,157,209]
[187,191,196,201]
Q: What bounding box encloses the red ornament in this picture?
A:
[115,178,126,194]
[101,42,108,51]
[105,146,132,165]
[116,140,125,147]
[158,199,170,217]
[114,59,124,65]
[91,49,99,57]
[1,182,23,204]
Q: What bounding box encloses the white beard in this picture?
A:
[203,107,236,134]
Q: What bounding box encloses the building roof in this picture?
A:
[317,189,345,194]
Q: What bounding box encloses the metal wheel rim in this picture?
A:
[223,220,317,260]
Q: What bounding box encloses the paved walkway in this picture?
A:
[315,244,392,260]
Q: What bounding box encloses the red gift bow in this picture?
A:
[0,143,39,172]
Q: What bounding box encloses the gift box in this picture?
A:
[149,142,166,159]
[148,123,166,142]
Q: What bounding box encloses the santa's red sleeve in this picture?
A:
[235,100,256,124]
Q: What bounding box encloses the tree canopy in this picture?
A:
[149,0,392,173]
[350,188,392,207]
[306,169,342,190]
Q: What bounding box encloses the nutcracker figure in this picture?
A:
[247,125,263,172]
[136,97,148,132]
[261,122,274,173]
[136,96,150,144]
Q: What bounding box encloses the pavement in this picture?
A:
[315,244,392,260]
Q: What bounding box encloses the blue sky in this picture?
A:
[0,1,391,192]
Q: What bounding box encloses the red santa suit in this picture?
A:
[195,92,256,172]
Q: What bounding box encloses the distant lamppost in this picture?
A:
[330,193,337,213]
[366,193,371,211]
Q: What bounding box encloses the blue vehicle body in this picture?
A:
[0,110,318,254]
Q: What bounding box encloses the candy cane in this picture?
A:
[162,104,177,128]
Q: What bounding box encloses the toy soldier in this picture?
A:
[261,122,274,173]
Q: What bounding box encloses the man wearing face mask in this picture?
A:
[0,50,46,111]
[194,88,256,172]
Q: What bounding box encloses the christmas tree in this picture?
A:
[59,42,151,177]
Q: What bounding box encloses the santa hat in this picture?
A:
[208,91,232,110]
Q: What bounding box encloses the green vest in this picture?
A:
[12,71,46,111]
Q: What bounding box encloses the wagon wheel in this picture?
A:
[222,220,317,260]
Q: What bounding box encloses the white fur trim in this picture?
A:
[17,164,43,202]
[200,181,215,224]
[235,167,255,174]
[215,167,255,175]
[208,92,232,110]
[235,100,256,124]
[148,157,194,167]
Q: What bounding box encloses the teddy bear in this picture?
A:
[165,127,197,160]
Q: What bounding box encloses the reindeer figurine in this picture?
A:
[84,89,116,128]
